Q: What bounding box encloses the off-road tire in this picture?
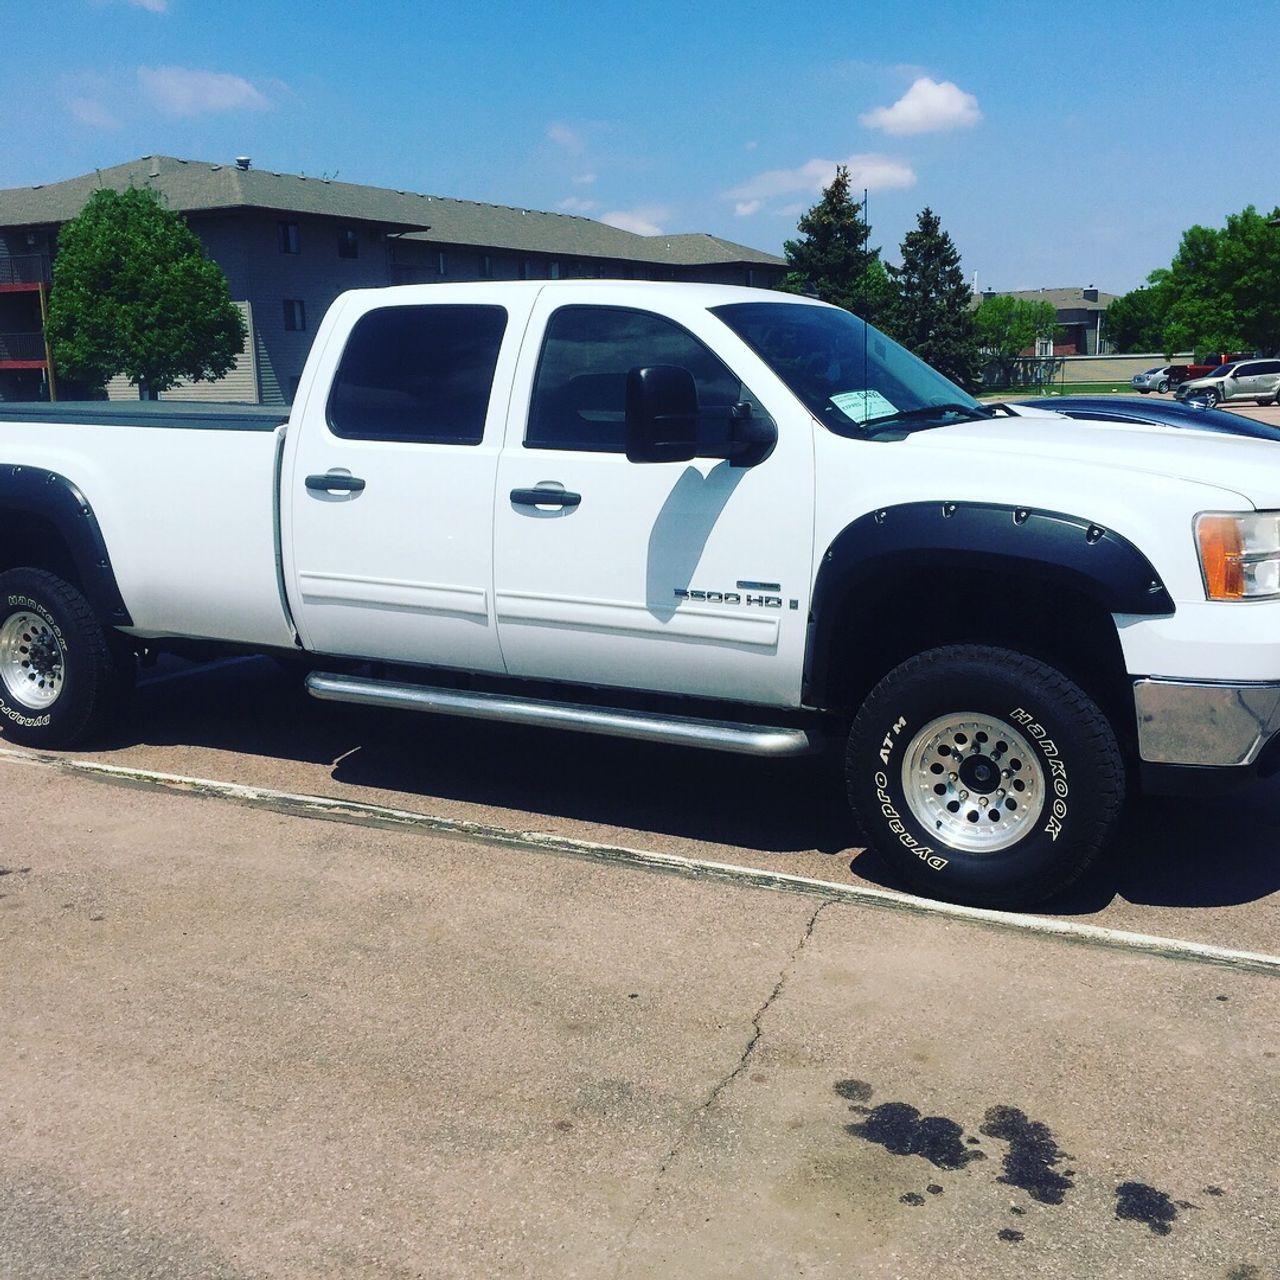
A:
[846,644,1124,909]
[0,568,134,748]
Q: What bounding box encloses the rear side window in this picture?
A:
[525,305,757,453]
[327,305,507,444]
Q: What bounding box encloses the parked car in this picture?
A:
[1129,365,1174,394]
[1010,395,1280,441]
[7,282,1280,911]
[1174,358,1280,406]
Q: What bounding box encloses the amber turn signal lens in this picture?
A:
[1196,515,1245,599]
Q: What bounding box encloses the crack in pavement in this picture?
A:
[613,898,835,1274]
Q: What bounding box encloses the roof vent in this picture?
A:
[235,156,251,170]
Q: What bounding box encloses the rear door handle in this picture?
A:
[305,473,366,493]
[510,487,581,509]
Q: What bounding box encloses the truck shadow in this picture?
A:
[124,659,1280,914]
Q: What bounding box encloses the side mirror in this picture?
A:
[625,365,698,463]
[726,401,777,467]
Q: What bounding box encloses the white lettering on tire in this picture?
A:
[1011,707,1069,841]
[873,771,949,871]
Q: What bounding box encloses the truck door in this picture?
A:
[492,293,815,707]
[283,291,527,673]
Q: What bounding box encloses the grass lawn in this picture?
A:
[979,381,1136,399]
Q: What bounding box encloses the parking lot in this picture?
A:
[2,649,1277,1278]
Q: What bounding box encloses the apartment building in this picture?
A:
[0,155,786,402]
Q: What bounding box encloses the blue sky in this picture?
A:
[5,0,1277,294]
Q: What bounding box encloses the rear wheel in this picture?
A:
[845,645,1124,908]
[0,568,134,748]
[1157,378,1170,393]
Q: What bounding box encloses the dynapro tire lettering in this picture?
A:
[0,698,52,729]
[873,771,948,871]
[1009,707,1069,841]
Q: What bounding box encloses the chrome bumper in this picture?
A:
[1134,678,1280,767]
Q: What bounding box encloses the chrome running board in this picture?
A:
[306,671,821,757]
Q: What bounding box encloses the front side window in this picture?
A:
[327,304,508,445]
[712,300,986,438]
[525,306,758,454]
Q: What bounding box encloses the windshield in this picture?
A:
[710,300,987,436]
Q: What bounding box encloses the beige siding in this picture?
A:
[106,301,257,402]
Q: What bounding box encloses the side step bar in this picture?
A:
[306,671,822,758]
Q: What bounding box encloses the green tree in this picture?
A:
[884,207,980,388]
[782,165,894,324]
[1101,284,1167,353]
[1156,207,1280,356]
[973,295,1059,385]
[47,186,246,399]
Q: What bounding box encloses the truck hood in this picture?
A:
[903,411,1279,507]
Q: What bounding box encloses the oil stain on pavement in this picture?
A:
[834,1078,1217,1244]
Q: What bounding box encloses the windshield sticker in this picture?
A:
[830,389,897,423]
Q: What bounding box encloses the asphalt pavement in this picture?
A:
[1,759,1275,1279]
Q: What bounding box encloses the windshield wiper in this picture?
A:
[861,402,994,430]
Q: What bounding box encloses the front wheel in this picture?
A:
[1157,379,1170,393]
[0,568,134,748]
[845,645,1124,908]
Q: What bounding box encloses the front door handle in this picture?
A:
[305,473,366,493]
[510,487,581,509]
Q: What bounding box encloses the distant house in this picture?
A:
[973,286,1117,356]
[0,155,786,403]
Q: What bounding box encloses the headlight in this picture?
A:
[1196,512,1280,599]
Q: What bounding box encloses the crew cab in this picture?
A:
[4,281,1280,909]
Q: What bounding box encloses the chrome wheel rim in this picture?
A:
[0,611,65,709]
[901,713,1046,853]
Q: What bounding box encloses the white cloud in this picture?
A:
[137,65,272,117]
[547,121,583,153]
[734,199,761,217]
[129,0,169,10]
[725,154,915,202]
[743,140,758,152]
[558,196,598,213]
[859,76,981,136]
[67,96,121,128]
[572,172,596,186]
[601,205,670,236]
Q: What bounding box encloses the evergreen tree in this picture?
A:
[47,186,246,399]
[782,165,892,325]
[885,207,980,388]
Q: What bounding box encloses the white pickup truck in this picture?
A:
[3,281,1279,907]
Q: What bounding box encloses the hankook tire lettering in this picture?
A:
[1011,706,1070,841]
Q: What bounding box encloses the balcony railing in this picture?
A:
[0,254,52,286]
[0,332,47,362]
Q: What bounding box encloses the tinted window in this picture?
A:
[327,305,507,445]
[525,306,757,453]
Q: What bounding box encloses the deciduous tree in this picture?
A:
[973,295,1058,385]
[47,186,246,399]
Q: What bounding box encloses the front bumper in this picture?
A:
[1134,677,1280,766]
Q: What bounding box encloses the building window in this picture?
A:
[549,261,561,280]
[278,222,300,254]
[746,268,756,287]
[338,227,358,258]
[288,375,302,402]
[283,299,307,331]
[438,251,447,276]
[482,254,493,279]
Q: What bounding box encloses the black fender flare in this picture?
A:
[803,501,1173,707]
[0,466,133,626]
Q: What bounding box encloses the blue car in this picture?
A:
[1010,395,1280,443]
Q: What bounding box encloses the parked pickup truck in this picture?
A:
[4,281,1280,908]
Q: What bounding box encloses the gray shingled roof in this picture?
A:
[0,155,784,268]
[975,287,1118,311]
